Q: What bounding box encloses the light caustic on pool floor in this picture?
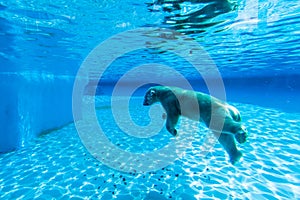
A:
[0,97,299,199]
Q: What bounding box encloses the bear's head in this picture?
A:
[143,87,158,106]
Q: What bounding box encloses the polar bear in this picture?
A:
[143,86,248,164]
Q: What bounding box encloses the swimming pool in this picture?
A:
[0,0,299,199]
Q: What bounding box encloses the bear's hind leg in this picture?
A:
[214,132,243,165]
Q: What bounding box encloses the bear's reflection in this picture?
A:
[146,0,237,34]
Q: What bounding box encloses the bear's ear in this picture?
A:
[150,89,156,96]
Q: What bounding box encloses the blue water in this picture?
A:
[0,0,300,199]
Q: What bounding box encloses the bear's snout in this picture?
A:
[143,100,149,106]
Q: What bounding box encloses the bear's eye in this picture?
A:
[150,90,155,96]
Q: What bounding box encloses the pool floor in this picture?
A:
[0,97,299,200]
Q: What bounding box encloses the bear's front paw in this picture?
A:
[235,126,248,144]
[171,129,177,137]
[166,125,177,137]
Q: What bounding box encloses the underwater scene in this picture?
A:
[0,0,299,199]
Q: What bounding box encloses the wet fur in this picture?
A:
[143,86,248,164]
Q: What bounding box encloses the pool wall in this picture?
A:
[96,75,300,112]
[0,73,73,153]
